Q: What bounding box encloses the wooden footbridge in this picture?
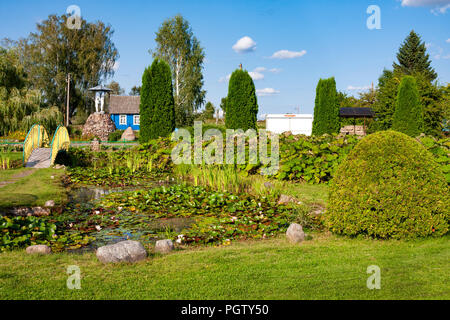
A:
[23,125,70,168]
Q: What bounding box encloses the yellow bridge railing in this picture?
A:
[23,124,70,166]
[50,125,70,165]
[23,124,50,164]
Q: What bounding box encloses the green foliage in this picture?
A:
[393,30,437,81]
[417,135,450,184]
[392,76,423,137]
[226,69,258,131]
[108,130,125,142]
[0,216,57,251]
[140,59,176,142]
[312,79,323,135]
[274,134,360,183]
[203,101,215,120]
[153,14,206,127]
[15,14,119,115]
[312,77,340,135]
[325,131,449,239]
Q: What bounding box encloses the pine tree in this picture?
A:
[225,69,258,131]
[393,30,437,81]
[312,77,340,135]
[140,59,175,142]
[392,76,423,137]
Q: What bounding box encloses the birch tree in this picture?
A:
[152,15,206,127]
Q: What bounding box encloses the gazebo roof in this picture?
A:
[339,107,374,118]
[88,85,112,92]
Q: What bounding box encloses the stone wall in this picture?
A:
[82,113,116,141]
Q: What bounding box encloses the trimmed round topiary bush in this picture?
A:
[325,130,449,239]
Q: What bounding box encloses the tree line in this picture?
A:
[312,31,449,137]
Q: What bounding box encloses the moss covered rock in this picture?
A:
[325,130,449,239]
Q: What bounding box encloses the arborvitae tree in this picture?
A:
[140,59,175,142]
[312,77,340,135]
[312,79,323,135]
[393,30,437,81]
[204,101,215,120]
[225,69,258,131]
[392,76,423,137]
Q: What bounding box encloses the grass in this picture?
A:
[0,168,67,208]
[0,233,448,300]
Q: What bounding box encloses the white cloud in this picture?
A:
[400,0,450,14]
[253,67,267,73]
[113,61,120,71]
[256,88,280,96]
[248,71,265,80]
[218,74,231,83]
[446,38,450,43]
[347,85,371,91]
[232,36,257,53]
[270,50,307,59]
[401,0,450,6]
[269,68,282,73]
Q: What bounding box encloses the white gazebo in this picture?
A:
[88,85,112,114]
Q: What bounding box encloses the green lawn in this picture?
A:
[0,168,66,208]
[0,234,448,300]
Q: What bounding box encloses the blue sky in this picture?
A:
[1,0,449,117]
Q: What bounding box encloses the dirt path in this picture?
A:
[0,169,36,188]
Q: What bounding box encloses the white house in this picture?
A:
[265,114,314,136]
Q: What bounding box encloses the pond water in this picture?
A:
[65,184,194,253]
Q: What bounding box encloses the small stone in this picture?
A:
[155,239,174,254]
[121,127,136,141]
[96,240,147,263]
[277,194,301,205]
[45,200,55,207]
[50,176,54,179]
[286,223,305,244]
[26,245,52,255]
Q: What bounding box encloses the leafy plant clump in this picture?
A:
[0,216,56,251]
[325,130,449,239]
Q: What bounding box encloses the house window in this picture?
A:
[119,115,127,125]
[133,115,140,126]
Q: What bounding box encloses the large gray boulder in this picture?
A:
[26,245,52,255]
[121,127,136,141]
[96,240,147,263]
[286,223,305,244]
[155,239,174,254]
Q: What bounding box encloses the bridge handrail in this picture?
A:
[23,124,49,164]
[50,125,70,165]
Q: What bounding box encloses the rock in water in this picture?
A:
[82,113,116,141]
[96,240,147,263]
[155,240,174,254]
[26,245,52,255]
[286,223,305,244]
[121,127,136,141]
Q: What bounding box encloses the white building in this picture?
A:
[265,114,314,136]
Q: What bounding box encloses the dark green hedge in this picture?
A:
[140,59,175,143]
[325,131,449,239]
[225,69,258,131]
